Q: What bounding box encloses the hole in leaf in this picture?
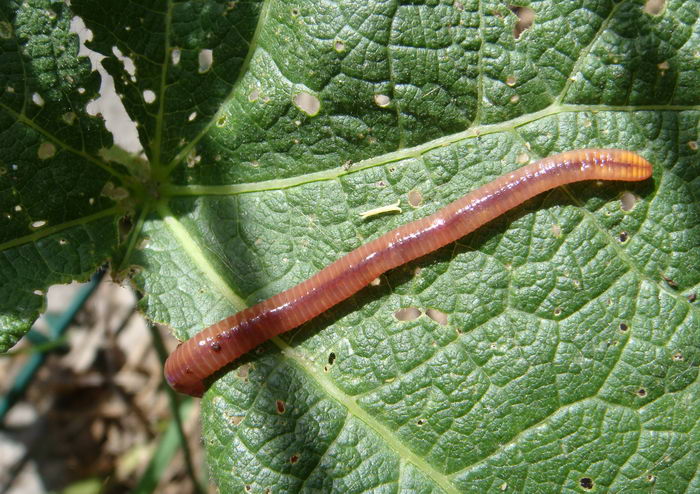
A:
[32,92,45,107]
[508,5,535,38]
[579,477,594,490]
[374,94,391,107]
[328,352,336,365]
[408,189,423,207]
[293,92,320,116]
[688,293,697,303]
[334,39,345,52]
[249,88,260,102]
[672,352,683,361]
[30,220,48,229]
[62,112,77,125]
[643,0,665,15]
[143,89,156,103]
[237,363,250,379]
[426,308,448,326]
[188,111,197,122]
[394,307,421,321]
[618,231,628,243]
[620,191,638,211]
[637,388,647,397]
[198,48,213,73]
[619,323,628,332]
[171,48,181,65]
[553,307,562,317]
[37,142,56,160]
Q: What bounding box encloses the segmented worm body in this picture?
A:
[165,149,652,396]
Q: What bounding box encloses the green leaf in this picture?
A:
[2,0,700,492]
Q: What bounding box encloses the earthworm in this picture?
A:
[164,148,652,396]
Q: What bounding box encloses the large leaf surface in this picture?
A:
[2,0,700,492]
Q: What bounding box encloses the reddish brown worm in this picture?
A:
[165,148,652,396]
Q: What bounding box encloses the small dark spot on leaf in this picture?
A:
[417,418,426,426]
[687,293,697,303]
[673,352,683,361]
[276,400,286,414]
[618,231,628,243]
[619,323,628,332]
[553,307,562,317]
[245,485,251,492]
[646,474,656,482]
[290,454,300,464]
[661,273,678,289]
[291,8,300,16]
[580,477,594,490]
[637,388,647,397]
[328,352,336,365]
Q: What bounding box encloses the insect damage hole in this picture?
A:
[143,89,156,103]
[328,352,336,365]
[374,94,391,107]
[425,308,448,326]
[276,400,286,414]
[508,5,535,39]
[293,91,320,116]
[643,0,665,15]
[198,49,213,73]
[394,307,421,321]
[408,189,423,208]
[636,388,647,397]
[579,477,594,490]
[37,142,56,160]
[620,191,639,211]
